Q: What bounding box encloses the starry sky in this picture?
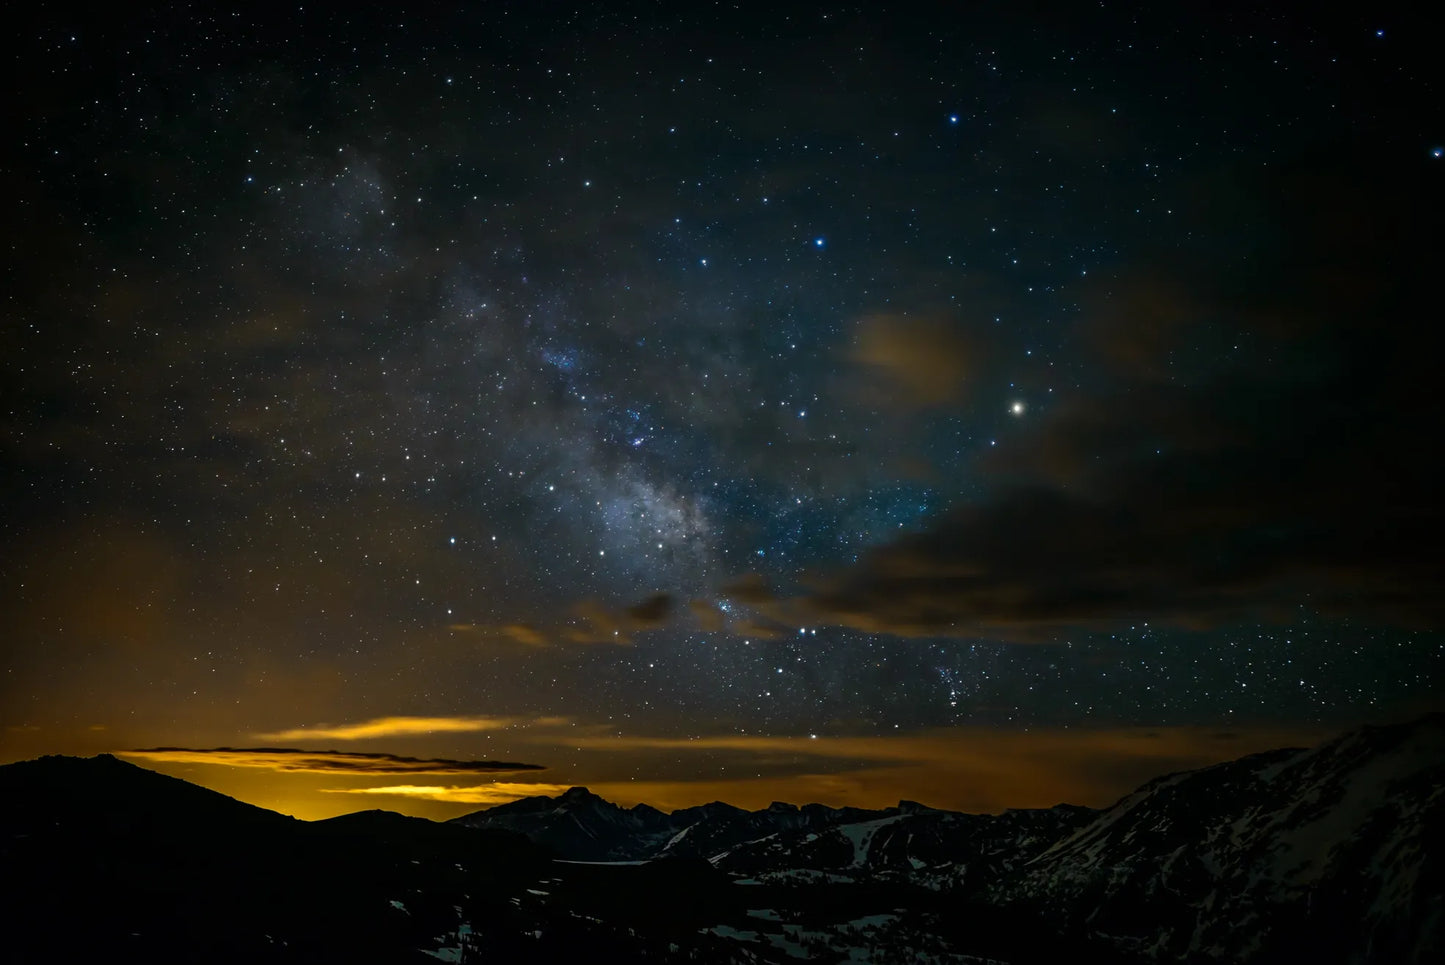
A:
[3,2,1442,820]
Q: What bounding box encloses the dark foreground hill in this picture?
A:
[2,715,1441,964]
[0,755,688,964]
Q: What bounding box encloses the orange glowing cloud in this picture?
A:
[254,715,537,741]
[319,782,573,804]
[850,313,977,408]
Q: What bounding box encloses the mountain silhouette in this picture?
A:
[1,717,1440,963]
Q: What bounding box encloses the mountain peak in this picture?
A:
[559,786,600,802]
[0,752,293,830]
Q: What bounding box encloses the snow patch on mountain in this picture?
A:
[838,815,906,867]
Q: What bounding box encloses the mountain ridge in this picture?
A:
[1,715,1439,963]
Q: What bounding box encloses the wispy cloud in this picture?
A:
[449,623,552,647]
[561,727,1313,764]
[121,747,546,775]
[255,715,531,741]
[319,782,573,804]
[450,595,685,647]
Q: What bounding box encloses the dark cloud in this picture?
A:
[559,595,681,645]
[121,747,546,775]
[730,618,787,640]
[564,585,799,643]
[796,149,1445,639]
[720,573,775,605]
[624,593,675,626]
[457,594,678,647]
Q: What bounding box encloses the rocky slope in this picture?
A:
[990,714,1445,964]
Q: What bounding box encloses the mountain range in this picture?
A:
[2,715,1440,964]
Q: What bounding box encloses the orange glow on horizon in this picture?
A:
[63,722,1333,822]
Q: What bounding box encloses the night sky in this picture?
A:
[4,3,1442,819]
